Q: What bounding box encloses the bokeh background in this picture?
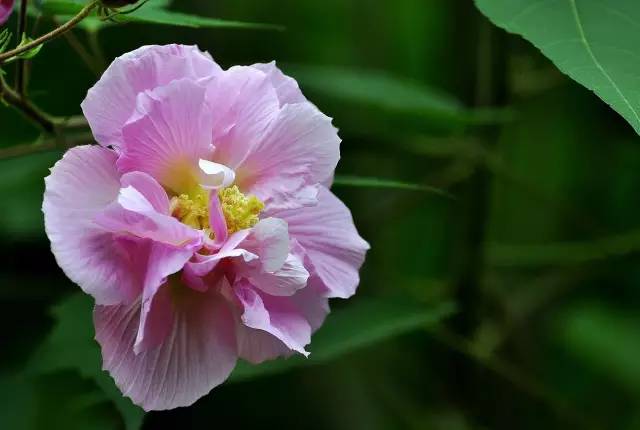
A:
[2,1,640,429]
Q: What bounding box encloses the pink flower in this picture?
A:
[43,44,369,411]
[0,0,14,25]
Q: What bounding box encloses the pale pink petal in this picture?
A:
[272,187,369,298]
[118,79,214,194]
[133,275,174,354]
[234,281,311,357]
[120,171,169,214]
[236,103,340,211]
[241,217,290,273]
[251,61,307,106]
[134,242,201,354]
[43,146,139,305]
[82,44,220,148]
[94,284,237,411]
[206,66,280,169]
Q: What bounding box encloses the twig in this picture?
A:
[0,0,100,64]
[56,19,101,76]
[0,131,94,160]
[0,74,55,132]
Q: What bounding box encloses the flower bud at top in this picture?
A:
[0,0,15,26]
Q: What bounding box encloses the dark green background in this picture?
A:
[1,1,640,429]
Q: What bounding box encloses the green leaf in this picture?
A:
[230,298,455,382]
[40,0,282,31]
[333,175,454,199]
[29,293,144,430]
[288,64,511,128]
[556,303,640,394]
[121,8,283,31]
[475,0,640,135]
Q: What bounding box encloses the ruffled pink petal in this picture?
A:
[118,78,215,194]
[94,185,203,248]
[82,44,220,148]
[236,103,340,211]
[234,280,311,358]
[271,187,369,298]
[43,146,139,305]
[206,66,280,169]
[0,0,14,25]
[94,283,237,411]
[240,217,290,273]
[251,62,307,106]
[246,252,309,297]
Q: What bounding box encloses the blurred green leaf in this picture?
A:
[476,0,640,135]
[29,294,144,430]
[41,0,282,31]
[288,64,511,129]
[0,151,61,240]
[121,8,283,30]
[556,303,640,394]
[333,175,454,199]
[230,298,455,382]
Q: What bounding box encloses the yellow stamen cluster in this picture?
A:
[170,185,264,235]
[170,189,210,230]
[219,185,264,234]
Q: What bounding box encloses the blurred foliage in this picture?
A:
[2,0,640,429]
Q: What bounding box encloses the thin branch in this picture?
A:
[0,0,100,64]
[0,131,94,160]
[0,74,56,133]
[56,20,101,76]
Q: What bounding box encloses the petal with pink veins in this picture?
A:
[206,66,280,169]
[43,145,140,305]
[271,187,369,298]
[234,280,311,358]
[251,61,307,106]
[94,283,237,411]
[236,103,340,211]
[82,44,220,148]
[118,78,215,194]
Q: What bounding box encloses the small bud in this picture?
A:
[0,0,15,26]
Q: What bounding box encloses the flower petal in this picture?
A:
[247,252,309,297]
[95,185,203,248]
[43,146,139,305]
[118,78,215,194]
[0,0,14,25]
[120,171,169,214]
[234,281,311,358]
[198,159,235,190]
[82,44,220,148]
[236,103,340,211]
[271,187,369,298]
[94,284,237,411]
[251,61,306,106]
[206,66,280,169]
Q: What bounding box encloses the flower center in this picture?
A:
[170,185,264,234]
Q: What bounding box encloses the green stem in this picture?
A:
[15,0,29,95]
[0,0,100,64]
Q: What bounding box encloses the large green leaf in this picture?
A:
[475,0,640,135]
[230,298,455,382]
